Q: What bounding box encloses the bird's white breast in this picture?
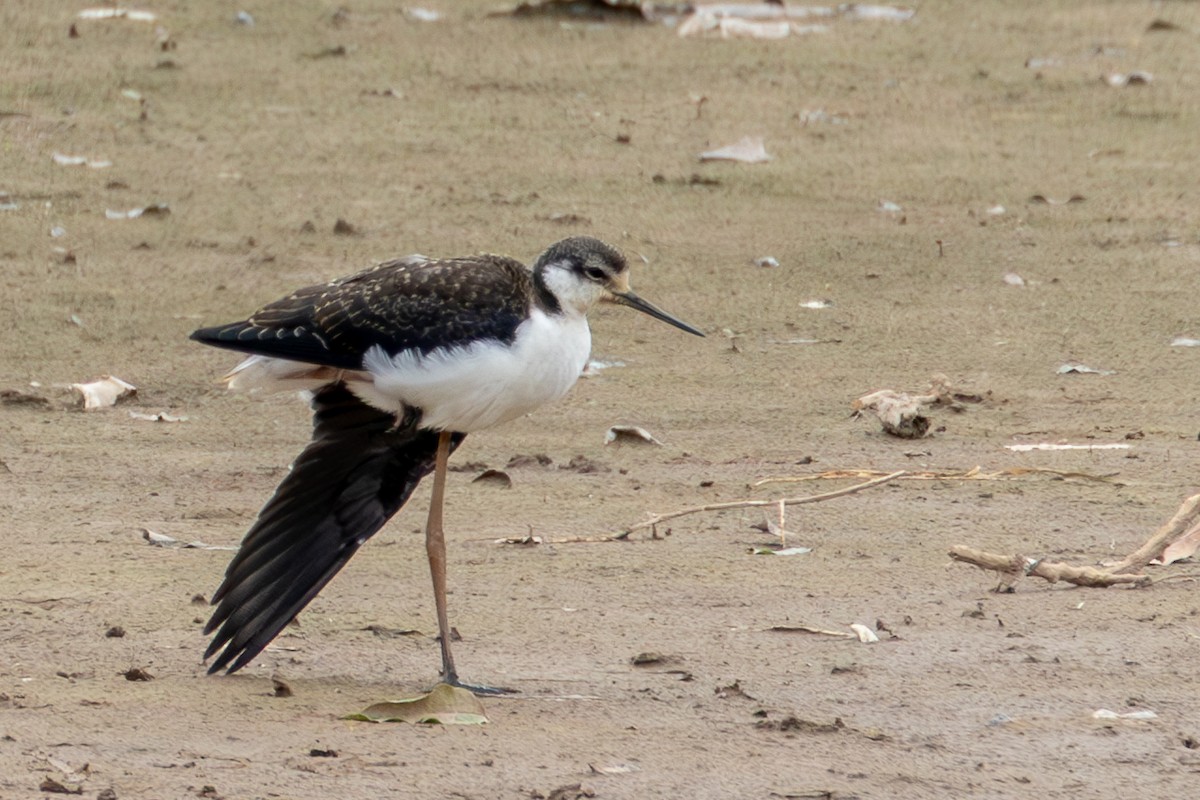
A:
[353,308,592,432]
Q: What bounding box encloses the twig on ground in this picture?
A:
[948,545,1151,588]
[755,466,1118,487]
[621,470,904,538]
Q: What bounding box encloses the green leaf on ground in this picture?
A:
[346,682,489,725]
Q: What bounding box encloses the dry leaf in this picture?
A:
[699,136,771,164]
[472,468,513,488]
[129,411,188,422]
[348,682,488,724]
[849,623,879,643]
[1159,521,1200,566]
[1029,194,1085,205]
[105,203,170,220]
[52,152,112,168]
[1057,363,1115,376]
[852,389,931,439]
[589,762,639,775]
[72,375,136,409]
[605,425,663,446]
[77,7,158,22]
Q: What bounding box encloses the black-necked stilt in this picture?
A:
[192,236,703,691]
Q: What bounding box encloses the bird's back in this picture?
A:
[191,254,538,371]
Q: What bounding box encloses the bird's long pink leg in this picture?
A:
[425,431,458,685]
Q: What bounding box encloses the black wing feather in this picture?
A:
[191,255,534,370]
[203,383,465,674]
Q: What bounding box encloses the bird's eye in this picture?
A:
[584,266,606,281]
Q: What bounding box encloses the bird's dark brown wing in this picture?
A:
[190,255,535,370]
[203,383,465,674]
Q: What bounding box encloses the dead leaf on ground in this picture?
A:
[52,152,112,169]
[749,545,813,556]
[589,762,639,775]
[605,425,663,446]
[38,777,82,795]
[631,651,681,666]
[1057,362,1115,376]
[769,624,856,639]
[1159,521,1200,566]
[472,468,512,488]
[105,203,170,220]
[141,529,238,550]
[123,667,153,681]
[699,136,772,163]
[347,682,488,725]
[72,375,136,409]
[77,7,157,22]
[129,411,188,422]
[1029,194,1085,205]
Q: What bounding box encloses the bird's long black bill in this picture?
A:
[612,291,704,337]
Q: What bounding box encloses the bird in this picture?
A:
[191,236,703,692]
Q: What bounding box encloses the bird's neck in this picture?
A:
[531,264,564,316]
[532,264,602,320]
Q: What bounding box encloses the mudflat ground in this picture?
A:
[4,2,1200,798]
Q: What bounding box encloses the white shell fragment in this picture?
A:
[1102,71,1153,87]
[699,136,771,164]
[1057,363,1115,376]
[1170,336,1200,347]
[1092,708,1157,721]
[1003,272,1025,287]
[750,545,813,556]
[404,7,442,22]
[142,529,237,550]
[52,152,112,169]
[754,256,780,268]
[605,425,663,446]
[105,203,170,220]
[677,4,912,38]
[129,411,188,423]
[799,299,833,309]
[72,375,137,409]
[580,358,625,377]
[77,7,158,22]
[849,623,880,643]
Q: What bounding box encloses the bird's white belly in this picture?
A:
[354,309,592,432]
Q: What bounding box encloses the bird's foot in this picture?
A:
[441,671,517,696]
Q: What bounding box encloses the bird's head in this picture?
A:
[533,237,704,337]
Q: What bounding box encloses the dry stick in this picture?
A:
[620,470,905,538]
[948,545,1150,588]
[1108,492,1200,574]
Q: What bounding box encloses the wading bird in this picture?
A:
[192,236,703,691]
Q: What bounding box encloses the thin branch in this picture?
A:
[948,545,1150,588]
[621,470,905,538]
